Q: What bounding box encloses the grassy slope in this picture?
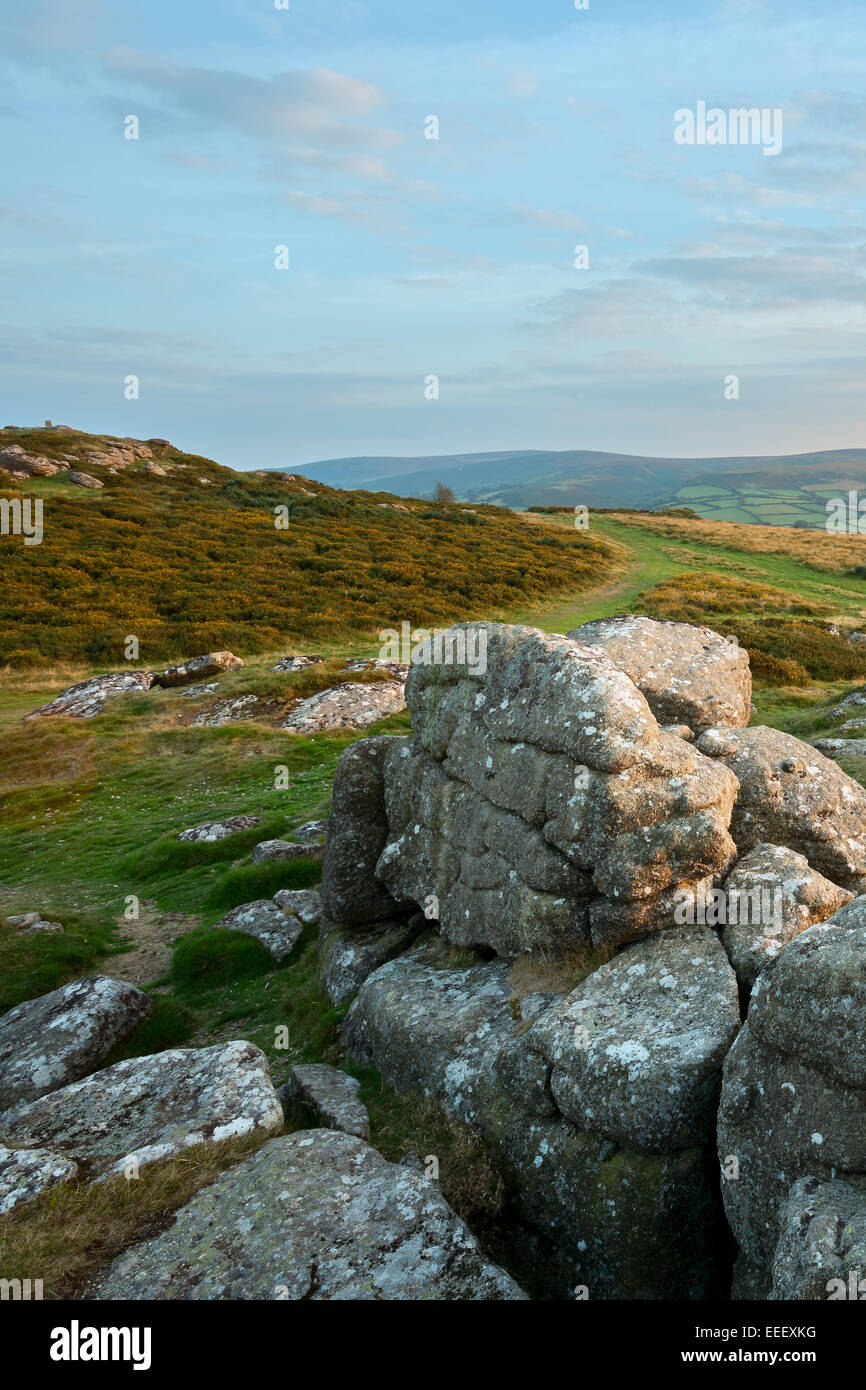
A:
[4,489,866,1296]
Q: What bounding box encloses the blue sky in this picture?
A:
[1,0,865,470]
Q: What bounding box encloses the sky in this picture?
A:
[1,0,865,470]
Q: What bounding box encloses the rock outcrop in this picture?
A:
[567,615,751,733]
[0,977,152,1111]
[91,1129,525,1300]
[367,623,738,953]
[344,929,738,1298]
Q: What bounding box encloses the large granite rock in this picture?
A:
[372,623,738,953]
[720,843,852,993]
[344,932,735,1298]
[0,1041,283,1179]
[0,977,152,1111]
[24,672,155,720]
[717,900,866,1298]
[697,725,866,893]
[771,1176,866,1301]
[0,1145,80,1214]
[91,1129,525,1300]
[319,736,407,925]
[567,615,751,733]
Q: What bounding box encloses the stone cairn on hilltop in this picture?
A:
[317,616,866,1300]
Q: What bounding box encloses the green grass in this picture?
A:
[0,911,126,1014]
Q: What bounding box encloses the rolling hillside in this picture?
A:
[293,447,866,526]
[0,426,618,668]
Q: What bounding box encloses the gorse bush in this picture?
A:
[0,429,619,667]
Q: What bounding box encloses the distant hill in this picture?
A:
[293,447,866,527]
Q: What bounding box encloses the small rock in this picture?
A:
[272,889,321,925]
[67,471,103,488]
[293,819,329,842]
[177,814,262,843]
[271,656,324,672]
[286,1063,370,1140]
[213,900,303,962]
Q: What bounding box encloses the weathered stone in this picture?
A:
[67,470,103,488]
[526,927,740,1153]
[344,658,409,681]
[251,839,322,864]
[377,717,737,954]
[320,736,406,925]
[718,901,866,1298]
[770,1176,866,1301]
[5,911,64,935]
[155,651,242,688]
[24,671,155,720]
[567,615,751,733]
[721,843,852,992]
[187,695,282,727]
[91,1129,525,1300]
[271,655,324,672]
[272,888,321,926]
[318,914,425,1006]
[177,814,262,843]
[0,1041,283,1179]
[344,938,726,1297]
[213,900,303,962]
[281,681,406,733]
[0,977,152,1112]
[697,725,866,893]
[286,1063,370,1139]
[293,819,329,842]
[0,1145,80,1214]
